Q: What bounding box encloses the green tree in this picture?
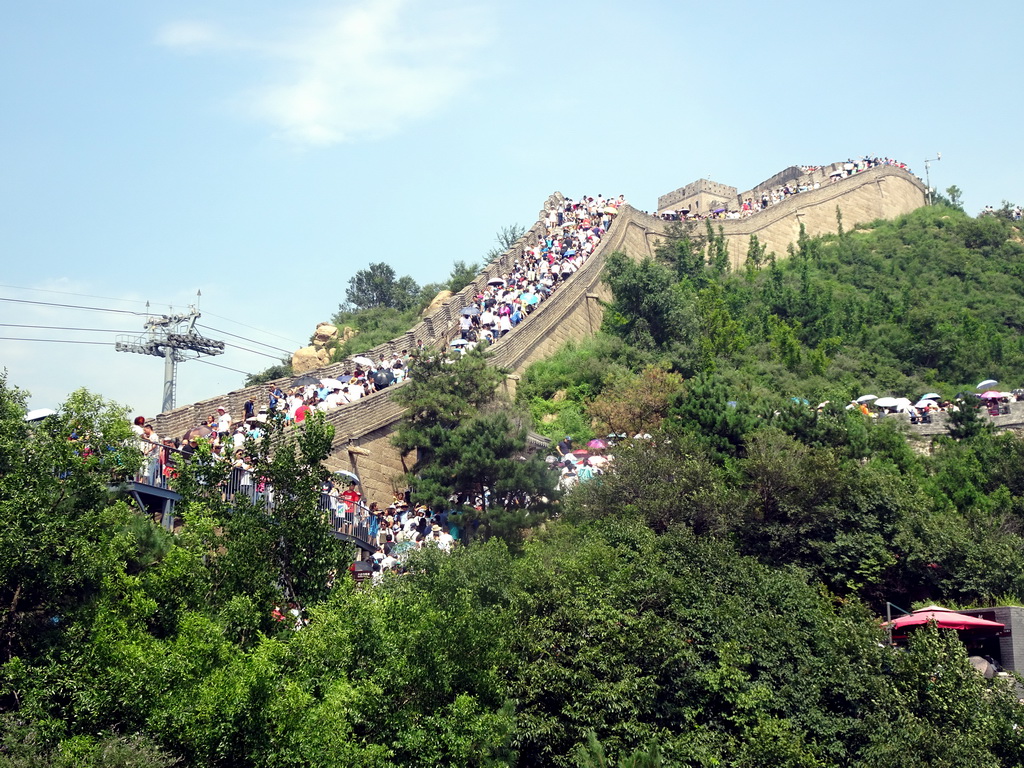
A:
[602,253,692,351]
[447,259,481,292]
[342,262,420,312]
[485,223,527,261]
[945,184,964,210]
[392,348,555,543]
[244,360,293,387]
[655,222,707,285]
[0,381,140,666]
[176,412,343,612]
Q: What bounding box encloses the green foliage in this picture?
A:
[329,305,422,359]
[342,261,421,312]
[0,725,181,768]
[0,382,140,667]
[392,348,555,543]
[602,252,693,352]
[945,184,964,211]
[175,412,343,612]
[11,203,1024,768]
[485,223,526,262]
[243,360,293,387]
[447,259,481,292]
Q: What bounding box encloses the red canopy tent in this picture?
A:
[888,605,1004,637]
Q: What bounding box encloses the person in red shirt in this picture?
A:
[341,482,361,515]
[294,398,311,423]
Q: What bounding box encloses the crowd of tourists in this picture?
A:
[836,386,1023,422]
[451,194,622,352]
[658,156,915,223]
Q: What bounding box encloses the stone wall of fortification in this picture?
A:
[658,179,738,213]
[152,193,564,439]
[153,165,926,505]
[670,164,926,268]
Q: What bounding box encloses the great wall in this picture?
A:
[153,162,928,503]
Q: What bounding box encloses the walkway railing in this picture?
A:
[127,460,378,552]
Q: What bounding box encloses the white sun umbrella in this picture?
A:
[874,396,901,408]
[977,379,999,389]
[914,399,938,409]
[24,408,57,422]
[893,397,913,412]
[352,355,374,368]
[856,394,878,403]
[320,378,345,389]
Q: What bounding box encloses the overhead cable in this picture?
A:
[201,310,305,347]
[197,324,293,355]
[0,296,146,315]
[195,358,255,376]
[0,323,136,333]
[0,336,112,345]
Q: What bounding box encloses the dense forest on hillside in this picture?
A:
[6,205,1024,766]
[521,205,1024,609]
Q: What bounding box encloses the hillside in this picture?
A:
[6,203,1024,766]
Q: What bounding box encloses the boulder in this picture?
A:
[292,346,329,374]
[312,322,339,349]
[422,290,453,317]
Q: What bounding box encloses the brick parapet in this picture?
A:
[637,165,926,268]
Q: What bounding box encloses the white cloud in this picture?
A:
[155,21,222,51]
[157,0,492,145]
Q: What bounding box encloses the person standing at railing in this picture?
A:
[141,423,161,485]
[160,438,180,487]
[367,502,382,541]
[341,482,361,516]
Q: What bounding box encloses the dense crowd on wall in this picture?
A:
[449,194,625,352]
[126,192,628,561]
[657,156,915,223]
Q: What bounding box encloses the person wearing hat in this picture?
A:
[215,406,232,439]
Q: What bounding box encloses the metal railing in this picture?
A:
[130,446,378,551]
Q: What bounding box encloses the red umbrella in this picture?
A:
[889,605,1004,633]
[572,448,590,456]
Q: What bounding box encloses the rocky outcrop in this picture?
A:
[422,290,453,317]
[292,346,330,373]
[312,323,339,349]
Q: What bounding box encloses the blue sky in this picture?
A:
[2,0,1020,417]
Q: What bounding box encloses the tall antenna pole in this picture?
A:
[116,306,225,413]
[923,152,941,205]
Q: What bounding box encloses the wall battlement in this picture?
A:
[153,164,927,503]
